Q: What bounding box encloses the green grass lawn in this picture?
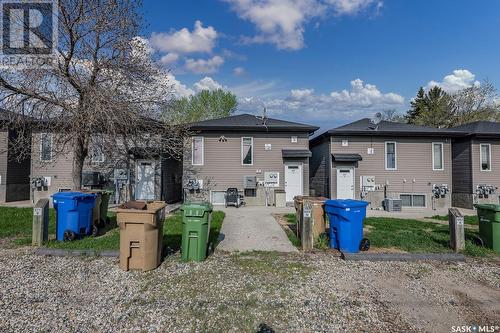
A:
[364,217,492,256]
[0,207,56,246]
[429,214,479,225]
[0,206,225,252]
[280,213,494,257]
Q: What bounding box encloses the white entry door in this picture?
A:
[336,167,355,199]
[285,164,303,202]
[136,160,155,200]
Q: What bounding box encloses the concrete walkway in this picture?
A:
[216,206,298,253]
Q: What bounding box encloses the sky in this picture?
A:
[140,0,500,132]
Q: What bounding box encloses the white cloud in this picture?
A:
[167,73,194,98]
[185,56,225,74]
[426,69,480,93]
[150,20,218,54]
[290,88,315,100]
[160,53,179,65]
[223,0,380,50]
[194,77,225,92]
[326,0,381,15]
[238,78,404,120]
[233,66,246,76]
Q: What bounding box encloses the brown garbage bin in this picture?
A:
[115,201,167,271]
[293,196,327,240]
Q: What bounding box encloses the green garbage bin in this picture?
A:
[81,189,113,226]
[474,204,500,253]
[181,202,213,262]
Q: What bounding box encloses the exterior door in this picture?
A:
[285,163,303,202]
[136,160,155,200]
[336,167,355,199]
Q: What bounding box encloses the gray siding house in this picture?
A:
[451,121,500,208]
[0,111,31,203]
[310,119,463,209]
[30,132,182,205]
[184,114,319,205]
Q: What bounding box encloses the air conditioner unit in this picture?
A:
[383,198,402,212]
[243,175,257,189]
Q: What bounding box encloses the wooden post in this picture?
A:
[448,208,465,252]
[301,200,314,251]
[32,199,49,246]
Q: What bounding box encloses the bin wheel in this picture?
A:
[92,225,99,237]
[98,218,106,228]
[473,236,484,247]
[207,242,214,256]
[359,238,370,251]
[105,216,111,225]
[63,230,76,241]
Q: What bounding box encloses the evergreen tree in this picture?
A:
[406,87,425,124]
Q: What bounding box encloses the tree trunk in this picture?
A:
[72,136,88,190]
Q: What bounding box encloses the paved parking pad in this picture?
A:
[216,206,297,252]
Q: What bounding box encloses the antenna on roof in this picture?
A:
[369,112,382,130]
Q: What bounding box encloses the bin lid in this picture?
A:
[474,204,500,212]
[325,199,368,209]
[181,202,213,216]
[52,191,96,200]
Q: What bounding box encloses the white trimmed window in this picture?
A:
[432,142,444,170]
[400,194,426,207]
[242,137,253,165]
[192,136,204,165]
[40,133,52,162]
[385,141,397,170]
[480,144,491,171]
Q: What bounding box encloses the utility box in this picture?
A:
[32,199,49,246]
[274,190,286,208]
[448,208,465,252]
[116,201,167,271]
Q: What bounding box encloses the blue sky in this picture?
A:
[141,0,500,131]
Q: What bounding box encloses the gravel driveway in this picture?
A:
[0,247,499,332]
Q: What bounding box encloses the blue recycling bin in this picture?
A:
[52,192,96,241]
[325,199,369,253]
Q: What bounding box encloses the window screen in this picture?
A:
[40,133,52,161]
[192,137,203,165]
[480,144,491,171]
[400,194,426,207]
[242,137,253,165]
[400,194,412,207]
[433,143,443,170]
[386,142,396,169]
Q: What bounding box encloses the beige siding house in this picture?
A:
[310,119,463,210]
[184,114,319,205]
[30,132,182,205]
[451,121,500,208]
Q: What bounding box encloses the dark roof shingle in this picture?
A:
[188,113,319,133]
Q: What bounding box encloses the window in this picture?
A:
[40,133,52,162]
[91,139,105,163]
[432,142,444,170]
[242,137,253,165]
[244,188,256,197]
[192,137,204,165]
[480,144,491,171]
[385,142,397,170]
[400,194,426,207]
